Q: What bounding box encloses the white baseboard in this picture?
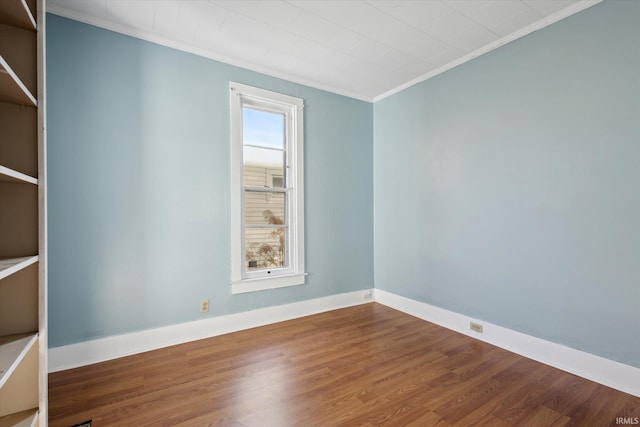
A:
[50,287,640,399]
[49,289,373,372]
[374,289,640,398]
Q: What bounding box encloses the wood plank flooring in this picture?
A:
[49,303,640,426]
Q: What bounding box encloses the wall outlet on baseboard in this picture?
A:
[363,290,373,300]
[200,300,209,313]
[470,321,483,333]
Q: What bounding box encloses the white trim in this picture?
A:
[37,0,48,422]
[230,82,303,108]
[231,273,306,294]
[48,289,373,372]
[373,0,603,102]
[229,82,305,292]
[374,289,640,398]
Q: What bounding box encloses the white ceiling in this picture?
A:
[47,0,601,102]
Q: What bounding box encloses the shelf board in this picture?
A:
[0,55,36,107]
[0,333,37,390]
[0,257,38,281]
[0,165,37,185]
[0,1,36,31]
[0,409,37,427]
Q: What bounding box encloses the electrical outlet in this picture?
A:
[470,322,483,333]
[363,290,373,300]
[200,300,209,313]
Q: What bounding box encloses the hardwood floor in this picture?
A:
[49,303,640,426]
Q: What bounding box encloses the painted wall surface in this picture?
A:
[47,15,373,347]
[374,0,640,368]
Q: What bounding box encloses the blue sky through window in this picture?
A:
[243,107,284,149]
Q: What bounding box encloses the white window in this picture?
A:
[230,82,305,294]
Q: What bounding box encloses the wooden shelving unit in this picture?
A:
[0,257,38,281]
[0,0,46,425]
[0,58,36,106]
[0,409,38,427]
[0,1,36,31]
[0,166,37,185]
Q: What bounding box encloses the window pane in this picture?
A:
[243,146,285,187]
[243,107,284,149]
[245,227,286,271]
[271,175,284,189]
[244,191,285,226]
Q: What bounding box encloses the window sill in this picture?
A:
[231,273,307,294]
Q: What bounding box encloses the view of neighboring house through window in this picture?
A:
[230,82,305,294]
[243,107,287,271]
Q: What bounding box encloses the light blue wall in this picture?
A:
[374,0,640,368]
[47,15,373,348]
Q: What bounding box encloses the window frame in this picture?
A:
[229,82,305,294]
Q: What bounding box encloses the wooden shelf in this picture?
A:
[0,56,36,107]
[0,1,35,31]
[0,334,37,390]
[0,257,37,282]
[0,165,36,185]
[0,333,38,419]
[0,409,37,427]
[0,23,38,98]
[0,0,45,421]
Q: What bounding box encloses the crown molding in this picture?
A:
[373,0,604,102]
